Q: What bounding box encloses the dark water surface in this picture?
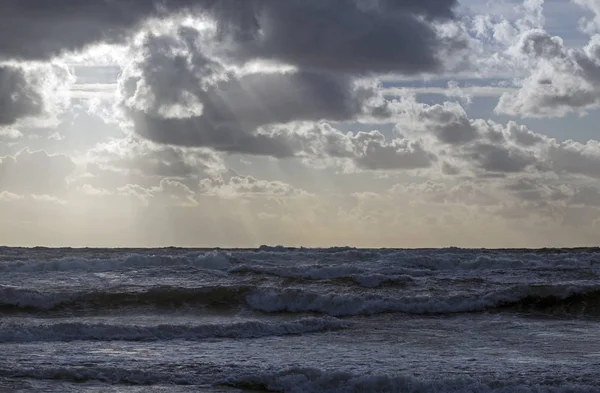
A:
[1,247,600,392]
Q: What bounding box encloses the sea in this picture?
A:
[1,246,600,393]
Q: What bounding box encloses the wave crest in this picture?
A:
[0,317,348,343]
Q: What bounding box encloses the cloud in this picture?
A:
[0,149,76,195]
[109,0,465,158]
[570,186,600,207]
[214,0,461,74]
[0,128,23,142]
[87,138,224,178]
[200,171,311,199]
[0,65,43,125]
[495,29,600,117]
[0,63,74,127]
[0,1,171,61]
[0,191,23,202]
[119,28,390,156]
[115,179,198,207]
[388,97,600,180]
[392,99,549,176]
[573,0,600,35]
[0,0,460,68]
[268,122,435,172]
[548,139,600,179]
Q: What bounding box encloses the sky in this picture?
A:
[3,0,600,248]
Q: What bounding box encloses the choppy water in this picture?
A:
[2,246,600,392]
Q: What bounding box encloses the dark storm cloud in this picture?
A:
[217,0,461,74]
[0,66,43,125]
[0,1,156,60]
[0,0,460,73]
[122,29,389,156]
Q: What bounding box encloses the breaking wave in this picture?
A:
[4,283,600,317]
[0,317,348,343]
[0,284,250,311]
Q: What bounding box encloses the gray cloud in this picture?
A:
[0,63,73,128]
[217,0,460,75]
[199,171,310,198]
[0,0,459,73]
[394,100,549,176]
[465,143,539,174]
[0,66,43,125]
[548,140,600,179]
[289,124,436,171]
[0,1,171,61]
[570,186,600,207]
[92,0,466,165]
[390,98,600,181]
[0,149,75,195]
[88,138,224,178]
[121,29,389,157]
[78,138,224,193]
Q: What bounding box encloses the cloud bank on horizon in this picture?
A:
[1,0,600,248]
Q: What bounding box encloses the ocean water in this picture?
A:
[1,246,600,392]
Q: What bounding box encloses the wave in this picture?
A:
[231,265,417,288]
[4,283,600,317]
[0,317,348,343]
[0,284,250,311]
[246,284,600,317]
[224,367,600,393]
[2,365,597,392]
[3,248,600,277]
[0,251,233,273]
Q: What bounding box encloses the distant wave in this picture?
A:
[0,317,348,343]
[0,251,233,273]
[4,283,600,317]
[2,248,600,276]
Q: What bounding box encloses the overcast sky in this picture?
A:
[2,0,600,247]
